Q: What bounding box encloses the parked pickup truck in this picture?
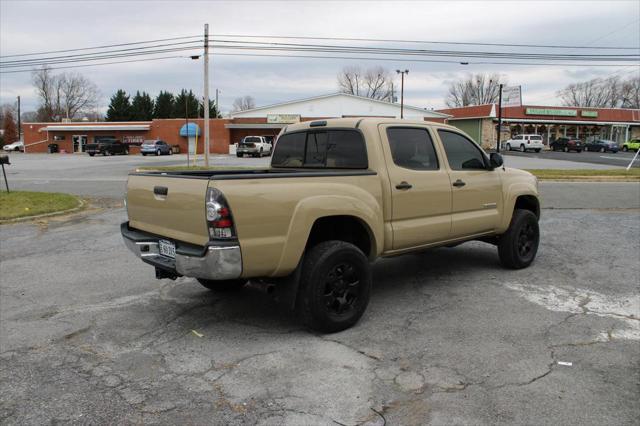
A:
[236,136,272,157]
[122,118,540,332]
[86,139,129,156]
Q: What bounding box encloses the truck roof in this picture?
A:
[282,117,458,133]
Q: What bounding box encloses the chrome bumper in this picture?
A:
[121,223,242,280]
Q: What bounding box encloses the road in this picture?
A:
[503,149,639,168]
[1,156,639,424]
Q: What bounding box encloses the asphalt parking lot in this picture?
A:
[503,149,639,168]
[1,154,639,425]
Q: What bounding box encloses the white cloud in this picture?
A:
[1,0,638,112]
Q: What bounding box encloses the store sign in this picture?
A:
[525,108,577,117]
[123,135,144,145]
[267,114,300,124]
[501,86,522,107]
[581,111,598,118]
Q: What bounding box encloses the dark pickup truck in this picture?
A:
[86,139,129,156]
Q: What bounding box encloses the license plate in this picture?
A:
[158,239,176,258]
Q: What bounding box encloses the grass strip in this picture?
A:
[0,191,81,220]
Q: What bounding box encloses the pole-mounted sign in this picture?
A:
[496,85,522,153]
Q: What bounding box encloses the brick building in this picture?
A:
[21,93,449,154]
[438,104,640,149]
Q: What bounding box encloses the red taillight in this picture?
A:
[206,188,237,240]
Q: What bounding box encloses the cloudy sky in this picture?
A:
[1,0,639,116]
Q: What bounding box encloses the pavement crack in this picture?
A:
[319,337,382,362]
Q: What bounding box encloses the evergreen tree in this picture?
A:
[106,90,131,121]
[173,89,200,119]
[130,91,154,120]
[199,99,222,119]
[153,91,175,119]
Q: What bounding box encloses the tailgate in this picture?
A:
[126,174,210,246]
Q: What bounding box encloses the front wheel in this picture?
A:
[623,146,628,152]
[88,153,95,157]
[534,149,541,153]
[519,144,525,152]
[197,279,247,292]
[498,209,540,269]
[298,240,372,333]
[563,147,568,152]
[506,143,511,151]
[156,150,160,156]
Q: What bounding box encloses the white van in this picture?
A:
[504,135,544,153]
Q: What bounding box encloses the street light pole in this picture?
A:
[203,23,210,167]
[396,69,409,119]
[16,96,21,142]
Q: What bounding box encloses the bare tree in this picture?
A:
[445,73,503,107]
[337,66,393,100]
[232,96,256,112]
[31,66,100,121]
[621,76,640,109]
[557,76,624,108]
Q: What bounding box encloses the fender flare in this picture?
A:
[272,194,382,276]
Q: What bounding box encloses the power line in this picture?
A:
[211,33,640,51]
[0,35,201,58]
[0,46,203,69]
[0,55,192,74]
[0,41,203,67]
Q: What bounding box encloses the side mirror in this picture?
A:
[489,152,504,169]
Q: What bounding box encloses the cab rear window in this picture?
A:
[272,130,367,169]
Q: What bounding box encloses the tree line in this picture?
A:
[106,89,222,121]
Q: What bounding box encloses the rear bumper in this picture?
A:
[121,222,242,280]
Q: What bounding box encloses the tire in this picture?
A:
[506,143,511,151]
[585,147,589,152]
[519,144,525,152]
[89,153,95,157]
[124,149,129,155]
[577,150,582,153]
[534,149,541,153]
[237,153,243,158]
[298,240,372,333]
[142,153,146,156]
[563,146,568,152]
[600,147,605,153]
[498,209,540,269]
[197,279,247,292]
[156,150,161,156]
[623,146,628,152]
[169,148,173,155]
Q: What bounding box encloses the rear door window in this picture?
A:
[386,127,438,170]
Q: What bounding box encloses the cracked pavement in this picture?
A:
[1,182,639,424]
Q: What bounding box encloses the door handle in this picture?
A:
[153,186,168,196]
[395,181,412,190]
[452,179,466,188]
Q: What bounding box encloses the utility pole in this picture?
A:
[396,69,409,118]
[185,96,190,166]
[203,23,210,167]
[496,83,503,153]
[16,96,21,142]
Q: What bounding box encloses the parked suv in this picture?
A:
[622,138,640,152]
[237,136,272,157]
[504,134,544,153]
[550,137,583,152]
[141,140,172,156]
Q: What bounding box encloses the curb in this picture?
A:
[0,198,86,224]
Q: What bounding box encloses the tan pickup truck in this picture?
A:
[122,118,540,332]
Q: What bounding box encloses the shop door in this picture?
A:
[72,135,87,153]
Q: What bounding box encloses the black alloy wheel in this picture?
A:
[298,240,372,332]
[498,209,540,269]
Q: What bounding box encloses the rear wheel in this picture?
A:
[169,148,173,155]
[156,149,161,156]
[519,144,525,152]
[237,153,243,158]
[197,279,247,292]
[623,146,628,152]
[142,153,147,156]
[563,146,568,152]
[89,153,95,157]
[600,147,605,153]
[498,209,539,269]
[506,143,511,151]
[298,240,371,333]
[534,149,541,153]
